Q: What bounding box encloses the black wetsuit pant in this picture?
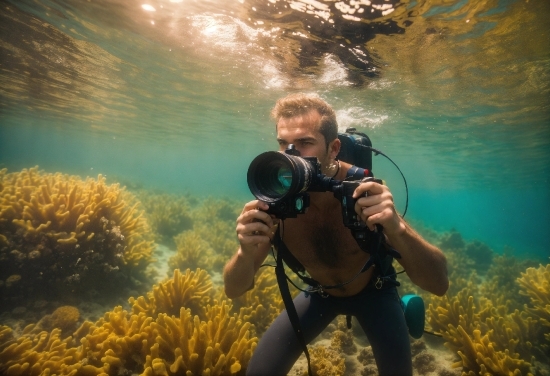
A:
[246,282,412,376]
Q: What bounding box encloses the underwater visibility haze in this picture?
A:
[1,0,549,257]
[0,0,549,375]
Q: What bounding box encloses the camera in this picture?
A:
[246,128,382,233]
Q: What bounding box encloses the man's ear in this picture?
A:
[329,138,341,160]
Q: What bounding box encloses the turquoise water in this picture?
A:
[1,0,549,260]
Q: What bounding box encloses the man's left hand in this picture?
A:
[352,180,405,236]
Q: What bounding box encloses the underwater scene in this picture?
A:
[0,0,549,375]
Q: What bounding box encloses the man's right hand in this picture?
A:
[224,200,279,299]
[236,200,278,257]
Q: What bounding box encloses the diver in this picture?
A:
[223,93,449,376]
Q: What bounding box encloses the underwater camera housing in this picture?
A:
[246,128,379,225]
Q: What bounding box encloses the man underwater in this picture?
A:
[223,93,449,375]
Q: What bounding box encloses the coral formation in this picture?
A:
[480,254,536,309]
[228,266,301,337]
[304,345,346,376]
[517,264,550,357]
[144,302,256,376]
[136,192,194,244]
[0,268,257,376]
[0,324,82,375]
[0,167,155,305]
[427,284,541,375]
[129,268,213,319]
[167,198,241,274]
[39,305,80,335]
[168,231,217,273]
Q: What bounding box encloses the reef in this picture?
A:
[306,345,346,376]
[427,265,549,376]
[0,268,257,375]
[129,268,213,319]
[228,266,302,337]
[38,305,80,336]
[517,264,550,357]
[135,192,194,245]
[0,167,155,306]
[167,198,241,275]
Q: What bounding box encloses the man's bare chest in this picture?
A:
[280,210,362,268]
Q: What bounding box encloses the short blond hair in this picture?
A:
[271,93,338,149]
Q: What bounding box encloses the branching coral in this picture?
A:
[428,284,540,375]
[428,287,480,341]
[455,326,532,376]
[76,306,155,375]
[0,268,256,375]
[517,263,550,356]
[480,255,536,309]
[0,167,155,304]
[517,264,550,330]
[129,268,213,319]
[166,198,241,275]
[228,266,301,337]
[144,302,256,376]
[168,231,218,273]
[136,192,194,244]
[0,324,83,376]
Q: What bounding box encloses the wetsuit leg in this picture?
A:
[353,286,412,376]
[246,291,337,376]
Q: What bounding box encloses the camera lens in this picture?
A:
[247,151,314,202]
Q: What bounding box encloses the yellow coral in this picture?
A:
[428,285,539,375]
[40,305,81,335]
[76,306,155,374]
[136,191,194,244]
[169,231,217,273]
[302,345,346,376]
[0,167,154,301]
[144,302,256,376]
[0,264,256,376]
[517,264,550,331]
[455,326,532,376]
[0,324,82,376]
[129,268,213,318]
[229,266,296,337]
[428,287,479,342]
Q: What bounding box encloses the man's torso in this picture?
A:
[280,192,375,297]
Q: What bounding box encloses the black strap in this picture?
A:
[275,244,313,376]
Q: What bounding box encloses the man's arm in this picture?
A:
[223,200,276,299]
[353,182,449,296]
[384,220,448,296]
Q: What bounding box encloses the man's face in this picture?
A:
[276,110,335,172]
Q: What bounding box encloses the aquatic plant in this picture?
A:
[0,167,155,305]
